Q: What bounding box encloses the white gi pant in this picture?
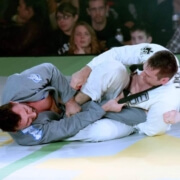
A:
[81,60,129,102]
[66,60,134,142]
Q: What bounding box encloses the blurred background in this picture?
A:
[0,0,179,56]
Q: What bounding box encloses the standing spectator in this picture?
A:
[68,21,101,55]
[130,22,152,45]
[86,0,118,51]
[51,1,78,55]
[0,0,52,56]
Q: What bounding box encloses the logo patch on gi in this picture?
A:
[22,126,42,140]
[28,74,42,83]
[140,46,153,56]
[129,92,149,105]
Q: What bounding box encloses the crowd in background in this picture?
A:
[0,0,179,56]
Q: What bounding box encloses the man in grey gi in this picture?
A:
[0,63,130,145]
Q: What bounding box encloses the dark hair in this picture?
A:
[0,103,21,132]
[24,0,50,26]
[88,0,107,6]
[130,22,152,37]
[147,50,178,79]
[55,2,78,18]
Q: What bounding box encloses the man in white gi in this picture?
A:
[66,43,180,142]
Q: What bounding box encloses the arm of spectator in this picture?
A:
[75,42,86,54]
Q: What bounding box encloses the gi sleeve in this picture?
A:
[87,43,169,70]
[9,101,106,146]
[2,63,76,104]
[134,87,180,136]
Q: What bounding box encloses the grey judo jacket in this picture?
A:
[2,63,105,145]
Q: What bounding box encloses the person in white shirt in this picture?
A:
[66,43,180,142]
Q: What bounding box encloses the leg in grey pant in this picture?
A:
[105,107,146,126]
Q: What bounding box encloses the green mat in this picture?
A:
[0,56,94,76]
[0,54,179,76]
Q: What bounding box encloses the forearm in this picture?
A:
[65,97,81,117]
[75,91,91,105]
[70,65,92,90]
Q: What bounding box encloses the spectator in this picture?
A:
[68,21,101,55]
[0,0,19,23]
[51,1,78,55]
[166,25,180,53]
[86,0,118,51]
[129,0,174,46]
[173,0,180,17]
[0,0,52,56]
[130,22,152,45]
[107,0,135,29]
[47,0,60,30]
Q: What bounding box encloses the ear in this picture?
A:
[160,77,170,85]
[87,8,90,16]
[105,4,109,12]
[147,36,152,43]
[74,14,79,22]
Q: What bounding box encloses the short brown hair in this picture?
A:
[0,103,21,132]
[56,2,78,18]
[147,50,178,79]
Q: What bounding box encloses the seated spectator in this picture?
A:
[86,0,118,51]
[47,0,60,30]
[166,25,180,53]
[130,22,152,45]
[130,0,174,46]
[50,1,78,55]
[0,0,52,56]
[68,21,101,55]
[107,0,135,29]
[0,0,19,23]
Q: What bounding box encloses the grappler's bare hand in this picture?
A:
[163,110,180,124]
[102,99,126,112]
[70,66,92,90]
[65,98,81,117]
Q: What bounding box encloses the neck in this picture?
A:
[84,46,91,54]
[64,31,71,36]
[92,19,106,31]
[130,74,152,94]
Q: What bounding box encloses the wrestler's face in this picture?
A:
[11,102,38,130]
[141,63,162,86]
